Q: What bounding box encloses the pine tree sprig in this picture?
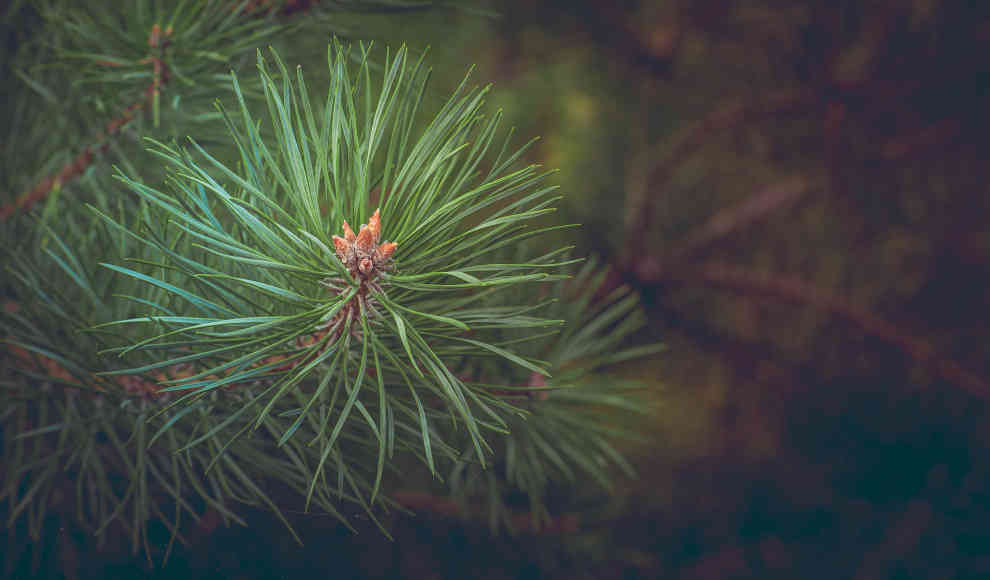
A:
[86,42,578,484]
[2,15,663,560]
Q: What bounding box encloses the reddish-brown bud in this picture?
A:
[379,241,397,260]
[359,257,374,276]
[367,208,381,240]
[356,224,375,252]
[332,208,396,281]
[341,221,356,242]
[332,235,350,261]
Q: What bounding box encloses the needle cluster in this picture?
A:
[0,35,659,562]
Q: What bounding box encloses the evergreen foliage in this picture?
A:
[1,0,659,566]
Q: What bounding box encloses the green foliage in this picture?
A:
[36,0,286,123]
[1,2,660,562]
[93,38,571,476]
[448,259,663,531]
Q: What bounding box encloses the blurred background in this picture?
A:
[11,0,990,578]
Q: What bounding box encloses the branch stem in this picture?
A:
[1,26,172,221]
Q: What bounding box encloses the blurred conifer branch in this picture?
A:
[622,67,987,400]
[646,263,989,399]
[0,0,438,221]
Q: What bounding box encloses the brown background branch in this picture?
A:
[1,25,170,221]
[640,262,990,400]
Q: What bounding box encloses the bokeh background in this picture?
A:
[8,0,990,578]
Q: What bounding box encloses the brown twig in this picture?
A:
[639,262,990,400]
[667,178,810,263]
[0,25,171,222]
[623,89,820,267]
[595,177,813,305]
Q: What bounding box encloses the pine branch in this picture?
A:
[637,261,990,399]
[625,151,988,399]
[623,89,819,264]
[3,9,660,554]
[1,0,312,222]
[1,25,172,221]
[665,178,810,263]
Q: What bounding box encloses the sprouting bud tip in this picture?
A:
[368,208,381,240]
[379,241,397,260]
[356,223,375,251]
[332,235,349,260]
[341,221,356,242]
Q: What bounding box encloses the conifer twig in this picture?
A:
[623,89,819,261]
[667,178,810,263]
[0,25,172,221]
[638,261,990,399]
